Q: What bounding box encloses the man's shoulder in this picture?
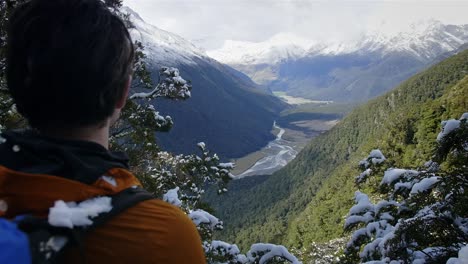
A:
[121,198,189,222]
[65,198,205,263]
[113,198,199,238]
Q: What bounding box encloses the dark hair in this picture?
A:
[6,0,134,129]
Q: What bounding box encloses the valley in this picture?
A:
[231,118,339,177]
[1,2,467,263]
[231,93,342,177]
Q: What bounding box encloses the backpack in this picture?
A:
[0,187,154,264]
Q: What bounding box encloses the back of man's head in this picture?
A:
[6,0,134,129]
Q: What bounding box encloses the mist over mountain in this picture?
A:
[125,7,286,159]
[209,20,468,102]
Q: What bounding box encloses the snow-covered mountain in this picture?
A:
[210,20,468,65]
[125,7,206,65]
[208,33,311,65]
[208,20,468,102]
[124,7,286,159]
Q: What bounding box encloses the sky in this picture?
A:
[124,0,468,51]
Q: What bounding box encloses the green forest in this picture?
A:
[207,49,468,257]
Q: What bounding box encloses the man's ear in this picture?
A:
[116,76,131,109]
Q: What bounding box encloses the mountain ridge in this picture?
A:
[209,20,468,65]
[125,7,287,159]
[208,20,468,103]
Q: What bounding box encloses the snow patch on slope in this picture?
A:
[123,7,207,65]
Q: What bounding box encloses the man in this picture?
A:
[0,0,206,263]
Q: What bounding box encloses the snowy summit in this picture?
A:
[123,7,208,65]
[208,20,468,65]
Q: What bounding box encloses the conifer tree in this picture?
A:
[344,114,468,263]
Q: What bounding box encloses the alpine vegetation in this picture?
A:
[344,113,468,263]
[165,184,301,264]
[156,144,301,264]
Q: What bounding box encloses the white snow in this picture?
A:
[209,240,241,256]
[247,243,302,264]
[446,245,468,264]
[122,7,207,66]
[219,163,235,169]
[356,169,372,183]
[163,187,182,207]
[197,142,206,150]
[360,149,386,169]
[237,254,249,263]
[369,149,386,164]
[130,67,191,100]
[461,113,468,120]
[101,175,117,187]
[359,160,370,169]
[454,217,468,235]
[189,209,220,229]
[410,177,441,195]
[346,212,375,227]
[381,169,419,185]
[48,197,112,228]
[208,20,468,65]
[0,199,8,212]
[437,113,468,142]
[437,119,461,141]
[349,192,373,215]
[45,236,68,252]
[12,145,20,152]
[208,32,312,65]
[394,181,414,191]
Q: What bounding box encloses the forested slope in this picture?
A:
[208,49,468,250]
[288,69,468,251]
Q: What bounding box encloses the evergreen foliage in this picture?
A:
[0,0,27,129]
[343,114,467,263]
[207,49,468,255]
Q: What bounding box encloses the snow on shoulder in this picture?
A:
[48,197,112,228]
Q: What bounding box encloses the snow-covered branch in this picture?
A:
[344,113,468,263]
[130,67,191,100]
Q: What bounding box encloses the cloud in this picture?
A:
[125,0,468,50]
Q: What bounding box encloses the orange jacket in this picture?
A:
[0,131,206,264]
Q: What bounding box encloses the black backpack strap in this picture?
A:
[17,186,155,264]
[73,186,155,263]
